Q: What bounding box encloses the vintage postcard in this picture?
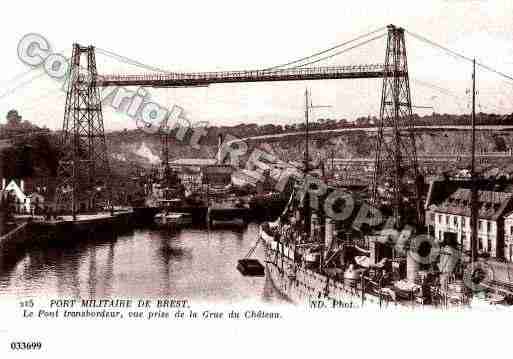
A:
[0,0,511,357]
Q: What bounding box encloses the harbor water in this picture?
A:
[0,223,282,303]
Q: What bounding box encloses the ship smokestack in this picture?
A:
[325,217,333,251]
[216,134,224,164]
[406,252,420,283]
[311,213,318,238]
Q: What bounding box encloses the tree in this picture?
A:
[6,110,22,128]
[355,116,371,127]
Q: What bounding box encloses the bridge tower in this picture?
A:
[371,25,423,228]
[54,44,112,218]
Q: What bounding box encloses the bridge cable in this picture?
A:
[0,67,41,89]
[406,30,513,83]
[0,47,71,100]
[266,26,387,70]
[98,29,386,75]
[0,71,47,101]
[412,77,507,114]
[96,48,172,73]
[295,34,387,68]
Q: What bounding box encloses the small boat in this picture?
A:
[210,218,245,228]
[487,292,506,305]
[343,264,363,287]
[393,279,421,300]
[237,258,265,276]
[303,248,321,266]
[154,212,192,228]
[355,255,370,268]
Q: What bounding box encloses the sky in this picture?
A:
[1,0,513,131]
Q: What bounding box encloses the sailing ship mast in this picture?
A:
[304,88,310,173]
[303,89,331,172]
[302,89,332,270]
[303,89,312,238]
[470,58,478,264]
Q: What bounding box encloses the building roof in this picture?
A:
[429,188,513,221]
[231,169,262,187]
[203,165,233,175]
[3,179,27,201]
[170,158,217,166]
[179,166,201,175]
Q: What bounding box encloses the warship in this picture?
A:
[259,83,509,309]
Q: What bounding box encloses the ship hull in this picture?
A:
[154,212,192,229]
[262,229,393,309]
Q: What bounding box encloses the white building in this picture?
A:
[1,178,45,213]
[426,184,513,261]
[503,213,513,262]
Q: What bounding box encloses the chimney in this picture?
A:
[325,217,333,254]
[310,213,318,238]
[20,179,25,193]
[1,178,5,190]
[216,134,224,164]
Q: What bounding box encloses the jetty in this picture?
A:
[0,222,29,268]
[30,209,133,237]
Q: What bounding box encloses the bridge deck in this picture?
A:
[96,64,395,87]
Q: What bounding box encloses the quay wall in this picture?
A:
[487,259,513,285]
[0,222,30,268]
[0,211,137,269]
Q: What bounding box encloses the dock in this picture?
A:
[0,222,30,269]
[29,209,134,240]
[207,201,251,227]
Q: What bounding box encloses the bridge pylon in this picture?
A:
[54,44,112,217]
[371,25,423,228]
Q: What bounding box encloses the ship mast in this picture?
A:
[303,89,311,237]
[304,89,331,171]
[304,88,310,173]
[470,58,478,264]
[302,89,332,270]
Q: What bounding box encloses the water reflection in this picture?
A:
[0,223,283,303]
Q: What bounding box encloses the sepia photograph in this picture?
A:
[0,0,512,357]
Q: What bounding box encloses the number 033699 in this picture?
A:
[10,341,42,350]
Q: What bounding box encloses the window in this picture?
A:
[488,239,492,252]
[453,216,458,226]
[462,217,466,227]
[430,213,435,222]
[461,234,466,245]
[487,222,491,233]
[479,238,483,250]
[438,215,442,224]
[479,221,483,230]
[510,226,513,236]
[445,215,448,225]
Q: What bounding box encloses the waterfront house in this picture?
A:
[426,181,513,261]
[502,213,513,262]
[177,166,203,191]
[202,165,233,187]
[168,158,234,188]
[0,178,46,214]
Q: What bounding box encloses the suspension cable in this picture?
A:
[96,47,171,73]
[0,71,47,101]
[265,26,387,70]
[296,34,387,68]
[406,30,513,83]
[412,77,507,114]
[0,47,72,100]
[0,68,41,89]
[99,29,387,75]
